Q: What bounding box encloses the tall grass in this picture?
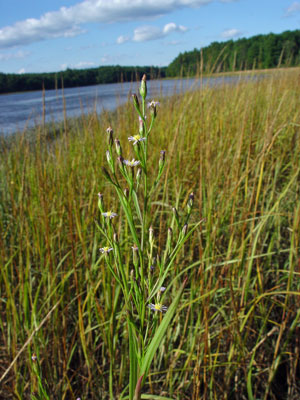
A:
[1,69,300,399]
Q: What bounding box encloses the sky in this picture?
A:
[0,0,299,74]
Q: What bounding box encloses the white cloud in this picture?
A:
[118,22,188,43]
[221,28,242,39]
[133,26,163,42]
[163,22,187,34]
[0,0,227,48]
[117,35,130,44]
[0,50,30,61]
[18,68,26,74]
[284,1,300,17]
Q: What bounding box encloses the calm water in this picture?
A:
[0,75,250,135]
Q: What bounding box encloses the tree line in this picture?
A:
[1,30,300,93]
[167,30,300,76]
[0,66,166,94]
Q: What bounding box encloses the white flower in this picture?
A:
[147,100,160,108]
[128,134,146,145]
[99,246,113,254]
[148,303,168,313]
[123,158,140,167]
[160,286,166,292]
[102,211,117,219]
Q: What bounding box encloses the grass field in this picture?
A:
[1,68,300,400]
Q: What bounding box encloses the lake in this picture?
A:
[0,75,254,135]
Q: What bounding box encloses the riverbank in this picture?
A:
[0,73,262,136]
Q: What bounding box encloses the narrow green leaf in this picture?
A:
[128,319,138,400]
[132,189,143,224]
[148,221,201,301]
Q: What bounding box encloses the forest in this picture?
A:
[1,29,300,93]
[0,65,166,94]
[167,29,300,76]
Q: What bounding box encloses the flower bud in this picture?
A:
[115,138,122,156]
[172,206,180,228]
[106,150,111,163]
[106,126,113,146]
[139,74,147,100]
[182,224,188,236]
[187,192,194,214]
[159,150,166,170]
[132,244,139,267]
[132,93,140,113]
[149,225,154,244]
[147,100,159,118]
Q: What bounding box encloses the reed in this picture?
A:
[0,68,300,399]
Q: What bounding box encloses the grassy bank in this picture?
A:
[0,69,300,399]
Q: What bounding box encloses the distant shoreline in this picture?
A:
[0,66,298,96]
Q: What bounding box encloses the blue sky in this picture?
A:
[0,0,299,74]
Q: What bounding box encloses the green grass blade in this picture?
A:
[128,319,139,400]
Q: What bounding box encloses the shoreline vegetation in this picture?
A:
[1,29,300,95]
[0,67,288,142]
[1,67,300,399]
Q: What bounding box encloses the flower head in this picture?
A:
[102,211,117,219]
[128,134,146,145]
[147,100,160,108]
[100,246,113,254]
[106,126,113,145]
[123,158,140,167]
[148,303,168,313]
[148,100,160,117]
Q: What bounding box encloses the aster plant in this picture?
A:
[96,74,200,400]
